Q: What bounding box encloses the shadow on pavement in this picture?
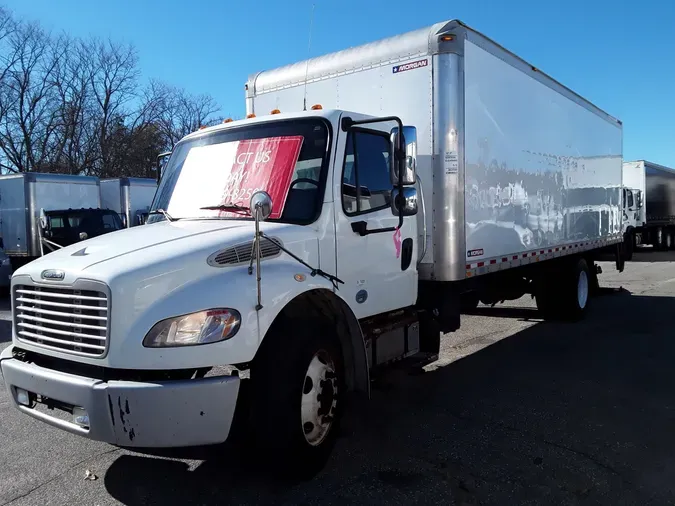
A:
[630,248,675,263]
[104,288,675,506]
[0,319,11,343]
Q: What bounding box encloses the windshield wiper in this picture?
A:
[199,203,251,215]
[148,209,177,222]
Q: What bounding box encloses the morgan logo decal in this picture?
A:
[41,269,65,280]
[392,59,428,74]
[467,249,484,258]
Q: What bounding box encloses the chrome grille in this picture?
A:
[14,284,109,357]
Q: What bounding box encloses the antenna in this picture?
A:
[302,3,315,111]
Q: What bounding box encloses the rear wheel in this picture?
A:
[250,317,343,480]
[536,258,591,321]
[459,291,480,313]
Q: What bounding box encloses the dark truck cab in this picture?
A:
[42,208,124,250]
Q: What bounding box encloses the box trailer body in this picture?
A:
[622,160,675,250]
[1,20,627,479]
[0,173,101,258]
[247,20,623,282]
[100,177,158,227]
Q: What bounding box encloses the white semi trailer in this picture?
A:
[100,177,158,227]
[0,173,124,270]
[1,20,624,479]
[622,160,675,254]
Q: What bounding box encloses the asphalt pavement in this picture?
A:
[2,249,675,505]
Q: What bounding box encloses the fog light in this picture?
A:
[16,388,29,406]
[72,407,89,428]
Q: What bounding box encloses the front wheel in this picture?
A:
[250,317,343,480]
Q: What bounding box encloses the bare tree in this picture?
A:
[87,38,139,177]
[151,81,220,149]
[0,20,62,172]
[0,7,222,176]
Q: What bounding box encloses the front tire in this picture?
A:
[250,317,343,480]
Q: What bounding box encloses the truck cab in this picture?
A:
[0,108,426,477]
[622,187,643,258]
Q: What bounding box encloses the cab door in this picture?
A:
[333,122,418,319]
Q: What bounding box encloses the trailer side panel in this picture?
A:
[0,176,29,256]
[463,38,622,269]
[645,162,675,225]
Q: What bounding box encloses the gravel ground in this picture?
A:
[2,249,675,505]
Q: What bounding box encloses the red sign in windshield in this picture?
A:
[219,136,304,219]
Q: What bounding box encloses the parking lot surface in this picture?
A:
[2,250,675,505]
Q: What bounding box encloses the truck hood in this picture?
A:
[15,219,308,277]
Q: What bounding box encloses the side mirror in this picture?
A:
[39,209,50,231]
[250,191,273,221]
[390,187,419,217]
[390,126,417,186]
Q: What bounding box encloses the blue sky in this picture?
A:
[4,0,674,166]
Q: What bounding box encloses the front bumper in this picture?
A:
[0,346,240,447]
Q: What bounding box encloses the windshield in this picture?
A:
[148,119,330,224]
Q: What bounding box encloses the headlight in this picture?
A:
[142,308,241,348]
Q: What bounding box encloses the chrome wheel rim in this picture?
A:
[301,350,337,447]
[578,270,589,309]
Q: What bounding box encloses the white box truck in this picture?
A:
[0,20,625,478]
[100,177,158,227]
[622,160,675,255]
[0,173,124,270]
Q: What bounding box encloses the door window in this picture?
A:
[342,130,392,215]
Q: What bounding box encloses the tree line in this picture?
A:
[0,7,223,178]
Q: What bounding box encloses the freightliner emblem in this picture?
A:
[41,269,65,280]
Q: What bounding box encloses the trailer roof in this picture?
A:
[0,172,100,184]
[247,19,621,127]
[626,160,675,174]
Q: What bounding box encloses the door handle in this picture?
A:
[350,221,395,237]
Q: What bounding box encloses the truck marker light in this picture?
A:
[246,113,256,118]
[270,109,281,114]
[223,118,233,123]
[311,104,323,110]
[294,274,306,282]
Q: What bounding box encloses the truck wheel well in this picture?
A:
[257,289,369,397]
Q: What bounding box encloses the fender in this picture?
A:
[259,287,370,397]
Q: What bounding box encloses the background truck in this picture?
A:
[1,19,625,480]
[622,160,675,254]
[100,177,158,227]
[0,173,124,270]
